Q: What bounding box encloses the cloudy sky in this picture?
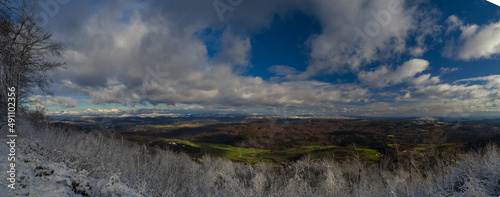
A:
[26,0,500,118]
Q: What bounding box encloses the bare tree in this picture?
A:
[0,0,64,116]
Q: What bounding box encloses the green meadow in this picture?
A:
[135,137,381,164]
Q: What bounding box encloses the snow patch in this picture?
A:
[0,143,142,196]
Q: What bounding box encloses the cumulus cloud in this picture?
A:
[42,0,498,118]
[357,59,437,88]
[212,28,252,67]
[444,15,500,60]
[48,0,385,110]
[458,22,500,60]
[295,0,441,78]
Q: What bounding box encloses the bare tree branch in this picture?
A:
[0,0,65,115]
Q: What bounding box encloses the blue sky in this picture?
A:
[26,0,500,118]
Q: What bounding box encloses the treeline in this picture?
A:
[18,113,500,196]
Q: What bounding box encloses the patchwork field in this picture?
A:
[53,117,500,165]
[122,135,382,164]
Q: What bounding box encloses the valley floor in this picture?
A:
[2,117,500,196]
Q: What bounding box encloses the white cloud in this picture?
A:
[171,103,206,110]
[325,74,500,117]
[460,24,480,39]
[46,111,82,116]
[458,23,500,60]
[48,0,500,117]
[394,75,500,116]
[408,74,440,86]
[212,28,252,66]
[412,84,479,98]
[51,0,380,110]
[82,108,122,115]
[455,75,500,89]
[445,15,462,34]
[357,59,435,88]
[444,15,500,60]
[409,47,425,57]
[296,0,441,78]
[89,84,132,104]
